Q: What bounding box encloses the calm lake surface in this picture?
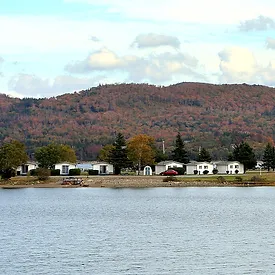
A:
[1,187,275,274]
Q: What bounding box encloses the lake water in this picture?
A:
[1,187,275,274]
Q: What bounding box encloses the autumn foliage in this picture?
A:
[1,82,275,159]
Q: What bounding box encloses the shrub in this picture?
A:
[212,168,218,174]
[36,168,50,181]
[250,176,265,182]
[226,171,229,174]
[217,176,226,183]
[51,169,60,176]
[203,170,209,175]
[235,169,239,174]
[88,169,99,175]
[69,168,81,176]
[173,167,185,175]
[194,170,198,175]
[163,176,178,182]
[29,169,38,176]
[0,169,16,179]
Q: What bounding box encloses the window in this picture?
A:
[204,165,208,169]
[62,165,69,174]
[199,165,202,169]
[235,165,239,169]
[230,165,233,169]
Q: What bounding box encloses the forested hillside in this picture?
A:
[1,82,275,160]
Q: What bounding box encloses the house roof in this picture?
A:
[212,161,241,165]
[54,162,76,165]
[23,161,38,165]
[91,161,112,165]
[186,161,213,166]
[157,160,184,165]
[77,161,112,165]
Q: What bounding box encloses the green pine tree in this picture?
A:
[231,141,256,172]
[263,143,274,171]
[109,133,131,174]
[197,147,212,162]
[172,132,189,163]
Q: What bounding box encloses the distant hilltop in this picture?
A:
[1,82,275,159]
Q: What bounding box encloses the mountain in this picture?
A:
[1,82,275,160]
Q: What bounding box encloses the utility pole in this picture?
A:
[162,140,165,155]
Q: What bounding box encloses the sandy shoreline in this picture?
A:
[1,176,274,189]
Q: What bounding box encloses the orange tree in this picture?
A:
[127,134,155,175]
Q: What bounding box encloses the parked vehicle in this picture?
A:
[160,169,178,176]
[62,177,84,185]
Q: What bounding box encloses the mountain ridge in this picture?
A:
[1,82,275,159]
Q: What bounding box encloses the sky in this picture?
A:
[0,0,275,98]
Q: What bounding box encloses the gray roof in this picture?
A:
[186,161,212,165]
[157,160,184,165]
[211,161,241,165]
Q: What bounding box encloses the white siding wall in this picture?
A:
[92,163,114,174]
[196,163,214,175]
[155,165,166,175]
[186,162,213,175]
[54,163,76,175]
[156,162,183,175]
[17,163,38,175]
[186,164,197,175]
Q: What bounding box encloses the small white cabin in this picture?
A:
[213,161,244,174]
[186,161,214,175]
[155,161,183,175]
[17,162,38,175]
[91,161,114,175]
[54,163,76,175]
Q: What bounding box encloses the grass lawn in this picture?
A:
[177,171,275,183]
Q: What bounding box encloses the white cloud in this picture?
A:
[89,36,100,42]
[8,73,105,98]
[65,48,129,73]
[262,61,275,86]
[239,15,275,31]
[3,90,25,99]
[132,33,180,49]
[266,37,275,49]
[219,47,259,83]
[218,46,275,86]
[65,48,202,83]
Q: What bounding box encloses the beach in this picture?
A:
[0,175,274,188]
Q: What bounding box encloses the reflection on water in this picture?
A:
[1,187,275,274]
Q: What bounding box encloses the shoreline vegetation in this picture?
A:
[1,172,275,189]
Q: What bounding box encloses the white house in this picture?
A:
[76,161,113,175]
[155,161,184,175]
[186,161,214,175]
[213,161,244,174]
[17,161,38,175]
[54,163,76,175]
[91,161,114,175]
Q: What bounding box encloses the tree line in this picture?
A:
[1,132,272,179]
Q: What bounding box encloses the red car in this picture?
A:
[160,169,178,176]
